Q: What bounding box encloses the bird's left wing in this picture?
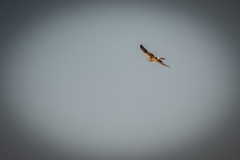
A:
[140,44,154,57]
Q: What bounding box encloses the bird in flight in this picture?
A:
[140,44,170,68]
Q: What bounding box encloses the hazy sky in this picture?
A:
[1,1,240,159]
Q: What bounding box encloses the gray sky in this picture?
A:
[2,1,240,159]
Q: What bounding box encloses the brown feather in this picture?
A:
[140,44,170,68]
[140,44,155,58]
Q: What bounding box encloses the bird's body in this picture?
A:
[140,44,170,68]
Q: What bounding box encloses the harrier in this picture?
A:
[140,44,170,68]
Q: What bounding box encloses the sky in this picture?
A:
[1,1,240,160]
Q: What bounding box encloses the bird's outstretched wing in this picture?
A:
[156,60,170,68]
[140,44,155,58]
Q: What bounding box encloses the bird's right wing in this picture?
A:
[140,44,154,58]
[156,60,170,68]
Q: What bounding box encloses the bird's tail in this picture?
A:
[157,57,165,60]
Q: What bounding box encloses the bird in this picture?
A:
[140,44,170,68]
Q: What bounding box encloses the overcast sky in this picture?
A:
[1,1,240,160]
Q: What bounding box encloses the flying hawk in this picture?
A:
[140,44,170,68]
